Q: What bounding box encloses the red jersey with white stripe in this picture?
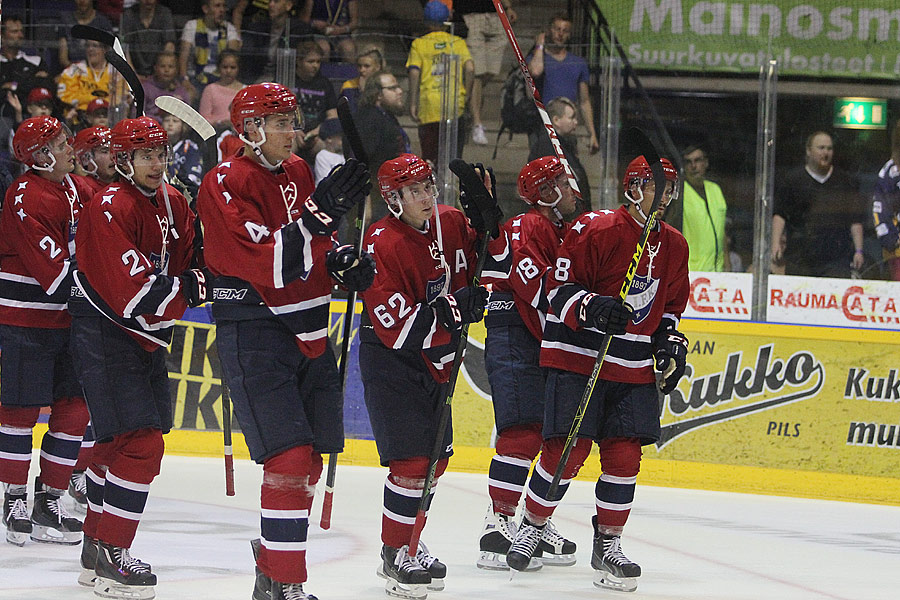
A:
[73,181,196,351]
[482,208,568,341]
[0,172,92,329]
[360,205,481,383]
[196,151,335,359]
[541,206,689,383]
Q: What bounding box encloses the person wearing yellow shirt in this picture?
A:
[682,145,730,272]
[57,41,112,113]
[406,0,474,166]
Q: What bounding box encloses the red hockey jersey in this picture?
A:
[73,173,107,201]
[0,172,92,329]
[482,208,568,341]
[541,206,689,383]
[360,205,483,383]
[73,181,196,351]
[196,152,335,359]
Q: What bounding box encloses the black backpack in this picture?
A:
[493,66,542,158]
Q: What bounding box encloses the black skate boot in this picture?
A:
[415,541,446,591]
[476,508,541,571]
[505,518,544,572]
[94,540,157,600]
[3,485,32,546]
[271,581,318,600]
[31,477,82,544]
[378,544,431,599]
[78,534,99,587]
[537,518,577,566]
[251,537,272,600]
[591,515,640,592]
[68,470,88,514]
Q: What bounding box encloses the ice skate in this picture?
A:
[68,470,88,514]
[591,516,640,592]
[538,518,577,566]
[93,540,157,600]
[251,537,272,600]
[3,486,32,546]
[476,508,540,571]
[78,534,99,587]
[505,519,545,572]
[271,581,318,600]
[415,541,446,591]
[377,544,431,599]
[30,477,82,544]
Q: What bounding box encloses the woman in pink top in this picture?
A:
[199,50,245,129]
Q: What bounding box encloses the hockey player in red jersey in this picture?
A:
[0,116,92,548]
[505,156,690,593]
[73,126,116,198]
[478,156,579,571]
[359,154,505,599]
[196,82,374,600]
[68,116,201,599]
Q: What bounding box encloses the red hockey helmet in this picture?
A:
[110,116,168,156]
[518,155,565,206]
[13,116,71,169]
[622,155,678,192]
[377,153,435,218]
[230,82,299,134]
[73,126,112,159]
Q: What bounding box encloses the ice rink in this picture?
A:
[1,453,898,600]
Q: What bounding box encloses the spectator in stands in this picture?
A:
[0,16,50,103]
[162,112,204,200]
[231,0,272,33]
[527,13,598,155]
[121,0,178,78]
[528,96,591,214]
[454,0,516,146]
[772,131,866,278]
[406,0,474,166]
[95,0,125,23]
[58,0,114,69]
[84,98,109,128]
[314,117,345,184]
[179,0,242,89]
[144,51,197,123]
[24,87,54,119]
[58,40,112,112]
[241,0,313,83]
[294,41,338,163]
[199,50,245,130]
[872,120,900,281]
[340,47,385,115]
[681,145,730,272]
[357,71,411,224]
[301,0,359,63]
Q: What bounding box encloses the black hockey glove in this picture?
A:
[653,328,688,395]
[430,285,489,332]
[577,293,633,335]
[179,268,210,307]
[326,244,376,292]
[459,163,502,239]
[302,158,371,235]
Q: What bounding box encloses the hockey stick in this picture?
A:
[71,24,126,61]
[543,128,666,507]
[319,96,369,530]
[105,50,144,117]
[155,96,216,141]
[491,0,582,205]
[406,159,495,555]
[221,381,236,496]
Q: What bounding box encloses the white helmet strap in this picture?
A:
[240,117,283,170]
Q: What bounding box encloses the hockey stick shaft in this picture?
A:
[408,160,492,553]
[106,50,144,116]
[222,381,236,496]
[155,96,216,141]
[71,24,126,60]
[320,97,370,530]
[491,0,582,202]
[544,129,665,504]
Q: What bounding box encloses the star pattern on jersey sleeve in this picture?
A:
[571,220,586,233]
[17,208,26,221]
[372,227,385,236]
[366,242,375,254]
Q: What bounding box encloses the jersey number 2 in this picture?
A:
[373,293,412,328]
[121,249,146,276]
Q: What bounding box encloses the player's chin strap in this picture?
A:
[81,154,99,177]
[537,183,564,222]
[239,120,283,171]
[624,184,650,223]
[386,191,404,219]
[30,146,57,173]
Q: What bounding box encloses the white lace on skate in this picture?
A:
[69,471,88,513]
[539,519,577,566]
[94,548,156,600]
[7,497,29,523]
[274,582,318,600]
[379,545,429,600]
[31,494,82,545]
[4,496,30,546]
[593,535,640,593]
[506,522,543,573]
[114,548,153,575]
[415,541,445,592]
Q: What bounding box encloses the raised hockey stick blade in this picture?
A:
[105,50,144,116]
[71,24,125,60]
[320,97,370,530]
[543,127,665,506]
[155,96,216,141]
[407,161,493,554]
[222,382,235,496]
[491,0,582,204]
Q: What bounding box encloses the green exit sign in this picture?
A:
[834,97,887,130]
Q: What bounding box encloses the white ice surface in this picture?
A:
[1,453,898,599]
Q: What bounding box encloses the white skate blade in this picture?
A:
[30,524,81,545]
[426,577,444,592]
[94,576,156,600]
[477,551,542,572]
[540,552,576,567]
[6,530,28,546]
[78,568,97,587]
[593,569,638,592]
[384,577,428,599]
